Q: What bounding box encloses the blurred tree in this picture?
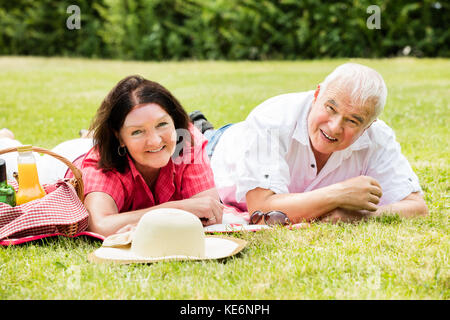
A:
[0,0,448,59]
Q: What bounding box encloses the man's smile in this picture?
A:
[320,129,338,142]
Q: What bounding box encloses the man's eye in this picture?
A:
[326,105,335,113]
[157,122,168,128]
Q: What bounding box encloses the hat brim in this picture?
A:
[88,235,247,264]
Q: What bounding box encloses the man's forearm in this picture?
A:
[246,185,341,223]
[374,192,428,218]
[320,192,429,223]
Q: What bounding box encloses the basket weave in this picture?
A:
[0,145,85,237]
[0,145,84,201]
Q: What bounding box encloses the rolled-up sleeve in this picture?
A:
[365,126,422,205]
[81,166,127,212]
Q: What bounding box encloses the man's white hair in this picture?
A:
[319,63,388,120]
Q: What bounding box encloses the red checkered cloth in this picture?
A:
[0,179,91,245]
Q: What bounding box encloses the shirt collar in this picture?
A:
[126,154,142,179]
[349,129,371,151]
[126,154,176,204]
[293,91,314,146]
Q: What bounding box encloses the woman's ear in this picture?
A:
[114,131,124,147]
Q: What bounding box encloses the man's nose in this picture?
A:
[329,115,344,134]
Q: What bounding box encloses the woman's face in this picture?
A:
[118,103,177,176]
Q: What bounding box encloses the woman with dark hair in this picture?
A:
[0,75,223,236]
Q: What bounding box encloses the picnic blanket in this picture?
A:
[0,179,90,245]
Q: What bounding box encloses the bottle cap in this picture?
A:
[17,145,32,153]
[0,158,6,182]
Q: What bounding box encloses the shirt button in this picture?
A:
[311,164,315,168]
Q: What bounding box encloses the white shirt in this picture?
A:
[211,91,422,211]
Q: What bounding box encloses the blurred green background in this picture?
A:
[0,0,448,60]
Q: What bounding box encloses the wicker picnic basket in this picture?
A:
[0,146,86,238]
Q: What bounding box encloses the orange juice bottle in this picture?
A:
[16,145,46,205]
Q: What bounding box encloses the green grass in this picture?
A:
[0,57,448,299]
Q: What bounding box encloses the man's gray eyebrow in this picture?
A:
[352,114,364,124]
[327,99,364,124]
[327,99,338,106]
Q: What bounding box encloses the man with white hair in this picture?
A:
[209,63,428,223]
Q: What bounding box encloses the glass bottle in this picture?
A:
[16,145,46,205]
[0,158,16,206]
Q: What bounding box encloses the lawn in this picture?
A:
[0,57,448,300]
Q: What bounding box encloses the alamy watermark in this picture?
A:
[66,5,81,30]
[66,265,81,290]
[66,5,381,31]
[367,5,381,30]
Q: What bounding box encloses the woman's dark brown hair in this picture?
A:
[90,75,191,173]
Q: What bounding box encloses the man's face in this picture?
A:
[307,83,376,158]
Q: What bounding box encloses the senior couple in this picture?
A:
[0,63,427,236]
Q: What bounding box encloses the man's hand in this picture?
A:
[334,176,383,212]
[318,208,372,224]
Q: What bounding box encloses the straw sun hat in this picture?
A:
[88,208,247,264]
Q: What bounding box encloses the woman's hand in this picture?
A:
[180,196,224,226]
[180,188,224,226]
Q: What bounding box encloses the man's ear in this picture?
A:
[364,119,377,131]
[314,85,320,102]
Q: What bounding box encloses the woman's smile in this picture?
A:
[146,145,165,153]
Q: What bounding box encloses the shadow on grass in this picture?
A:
[2,234,102,249]
[371,213,403,225]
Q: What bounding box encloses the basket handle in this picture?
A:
[0,146,84,202]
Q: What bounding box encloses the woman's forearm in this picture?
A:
[88,194,222,237]
[88,200,188,236]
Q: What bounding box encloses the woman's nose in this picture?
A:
[145,131,162,147]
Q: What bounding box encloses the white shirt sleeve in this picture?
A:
[233,122,291,202]
[365,121,422,205]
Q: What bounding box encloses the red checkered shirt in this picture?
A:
[66,124,215,212]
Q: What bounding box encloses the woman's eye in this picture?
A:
[131,130,142,136]
[157,122,168,128]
